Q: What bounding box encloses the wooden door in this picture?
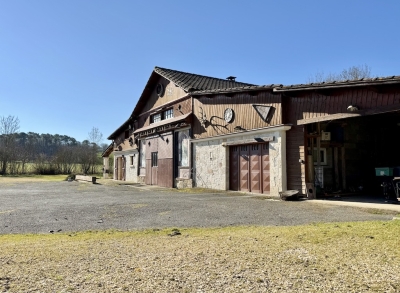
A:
[230,143,270,193]
[250,144,261,193]
[117,157,123,180]
[239,145,249,192]
[151,152,158,185]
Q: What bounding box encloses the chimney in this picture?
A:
[226,76,236,81]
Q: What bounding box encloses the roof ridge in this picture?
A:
[154,66,255,91]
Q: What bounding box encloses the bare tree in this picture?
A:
[308,64,373,83]
[0,115,20,175]
[76,128,104,175]
[88,127,103,145]
[54,145,77,174]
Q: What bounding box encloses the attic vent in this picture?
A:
[226,76,236,81]
[156,83,165,97]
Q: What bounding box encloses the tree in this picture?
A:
[308,64,373,83]
[88,127,103,146]
[0,115,20,175]
[76,127,104,174]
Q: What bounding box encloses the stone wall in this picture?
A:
[193,140,228,190]
[192,126,290,196]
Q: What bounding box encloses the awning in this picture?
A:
[133,113,192,136]
[297,104,400,125]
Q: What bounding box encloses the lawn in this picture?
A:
[1,221,399,292]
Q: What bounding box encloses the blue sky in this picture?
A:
[1,1,400,143]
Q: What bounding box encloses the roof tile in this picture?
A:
[154,66,255,92]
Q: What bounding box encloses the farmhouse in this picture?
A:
[104,67,292,195]
[104,67,400,200]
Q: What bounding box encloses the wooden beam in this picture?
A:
[297,103,400,125]
[298,113,360,125]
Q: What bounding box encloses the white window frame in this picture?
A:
[152,113,161,123]
[164,109,174,120]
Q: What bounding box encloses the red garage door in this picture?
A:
[229,143,270,193]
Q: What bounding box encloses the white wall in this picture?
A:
[113,150,139,182]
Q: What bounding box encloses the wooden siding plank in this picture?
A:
[193,93,282,139]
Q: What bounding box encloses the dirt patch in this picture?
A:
[1,222,399,292]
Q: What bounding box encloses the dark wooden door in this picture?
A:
[230,143,270,193]
[250,144,261,193]
[151,152,158,185]
[239,145,249,192]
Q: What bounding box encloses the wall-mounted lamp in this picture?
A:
[347,105,359,112]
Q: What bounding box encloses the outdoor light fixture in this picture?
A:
[347,105,359,112]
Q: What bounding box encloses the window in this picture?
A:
[177,130,190,167]
[164,109,173,120]
[130,155,134,166]
[152,113,161,123]
[125,130,130,139]
[139,140,146,167]
[151,152,158,167]
[151,109,173,123]
[312,148,327,165]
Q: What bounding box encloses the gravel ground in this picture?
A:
[1,179,399,292]
[0,180,396,234]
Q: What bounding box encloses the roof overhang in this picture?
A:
[133,113,192,137]
[191,124,292,143]
[297,103,400,125]
[101,143,114,157]
[107,118,131,140]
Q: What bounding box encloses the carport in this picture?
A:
[302,112,400,201]
[279,75,400,202]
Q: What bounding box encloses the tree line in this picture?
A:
[0,115,107,175]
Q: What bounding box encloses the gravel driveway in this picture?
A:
[0,181,394,234]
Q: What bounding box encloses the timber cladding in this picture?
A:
[144,132,174,187]
[137,97,192,128]
[140,76,187,113]
[284,86,400,124]
[192,91,282,139]
[285,125,306,192]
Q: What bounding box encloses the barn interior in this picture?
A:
[306,111,400,202]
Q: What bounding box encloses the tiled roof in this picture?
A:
[273,75,400,92]
[154,67,255,92]
[190,84,280,96]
